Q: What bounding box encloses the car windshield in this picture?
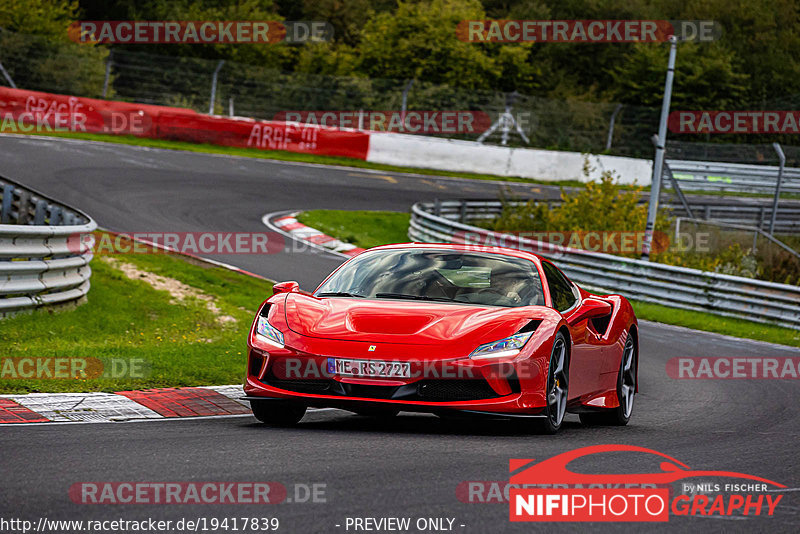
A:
[315,249,545,308]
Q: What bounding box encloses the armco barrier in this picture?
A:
[668,159,800,195]
[0,87,371,160]
[420,198,799,234]
[0,176,96,317]
[408,200,800,329]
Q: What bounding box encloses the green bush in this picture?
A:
[485,169,799,286]
[487,168,666,258]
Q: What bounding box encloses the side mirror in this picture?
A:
[272,281,300,295]
[567,298,612,326]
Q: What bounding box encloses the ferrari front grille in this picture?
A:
[262,372,502,402]
[263,375,331,394]
[416,379,500,401]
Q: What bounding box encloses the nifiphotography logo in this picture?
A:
[508,445,785,522]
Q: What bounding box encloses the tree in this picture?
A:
[0,0,109,97]
[0,0,80,37]
[605,42,748,110]
[356,0,502,89]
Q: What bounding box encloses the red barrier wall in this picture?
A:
[0,87,370,160]
[157,110,371,160]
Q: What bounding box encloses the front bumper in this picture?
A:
[243,345,550,415]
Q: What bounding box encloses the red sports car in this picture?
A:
[243,243,638,433]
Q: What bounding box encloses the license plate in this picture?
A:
[327,358,411,378]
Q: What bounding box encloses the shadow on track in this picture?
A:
[237,410,593,437]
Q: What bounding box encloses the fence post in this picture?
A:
[51,206,62,225]
[34,200,47,225]
[102,50,113,98]
[208,60,225,115]
[642,36,678,260]
[400,79,414,132]
[605,103,623,151]
[1,184,13,223]
[769,142,785,236]
[662,159,694,219]
[0,59,16,89]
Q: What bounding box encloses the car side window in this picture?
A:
[541,261,579,312]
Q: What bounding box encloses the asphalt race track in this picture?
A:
[1,135,799,533]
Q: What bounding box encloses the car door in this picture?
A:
[540,261,603,399]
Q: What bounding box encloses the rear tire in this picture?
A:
[580,332,636,426]
[250,399,306,426]
[534,332,569,434]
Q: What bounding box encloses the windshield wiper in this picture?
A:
[374,293,454,302]
[316,291,365,298]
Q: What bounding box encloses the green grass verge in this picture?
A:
[297,210,411,249]
[14,128,582,187]
[0,241,273,394]
[630,301,800,347]
[295,209,800,347]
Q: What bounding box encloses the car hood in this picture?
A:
[284,293,540,346]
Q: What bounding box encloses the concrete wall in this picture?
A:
[366,132,653,185]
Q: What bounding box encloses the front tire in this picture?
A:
[580,332,636,426]
[250,399,306,426]
[535,332,569,434]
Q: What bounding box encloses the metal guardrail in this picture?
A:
[667,159,800,195]
[671,202,800,233]
[0,176,96,317]
[423,197,799,233]
[409,200,800,329]
[674,217,800,261]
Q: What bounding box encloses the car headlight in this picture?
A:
[256,315,284,348]
[470,332,534,360]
